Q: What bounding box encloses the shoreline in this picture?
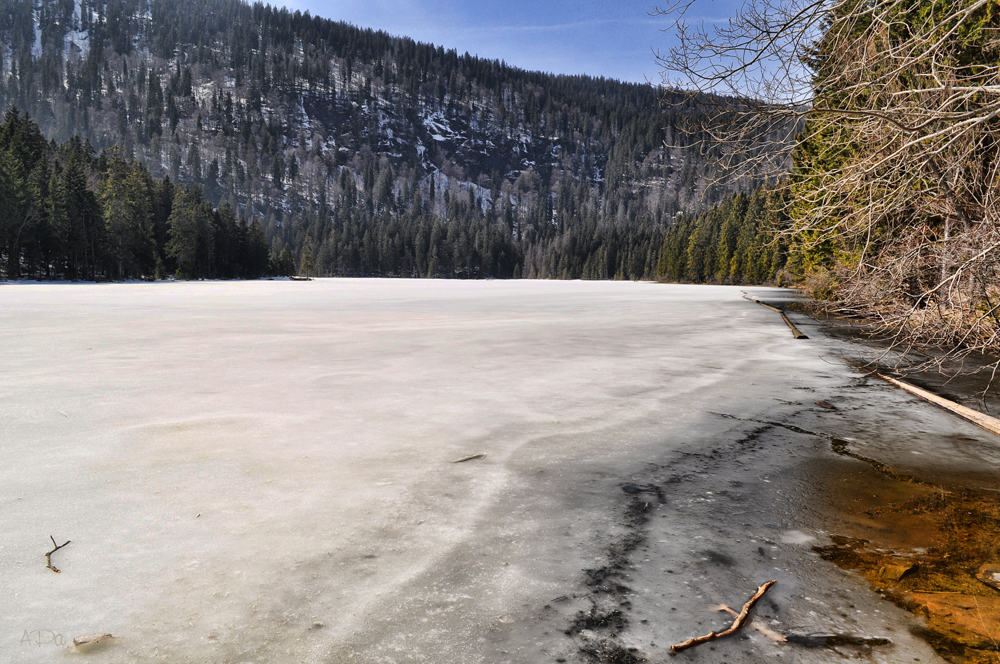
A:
[560,296,1000,663]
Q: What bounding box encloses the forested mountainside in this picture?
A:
[657,187,788,286]
[0,106,782,283]
[0,0,782,279]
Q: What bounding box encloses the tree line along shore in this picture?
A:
[0,108,785,283]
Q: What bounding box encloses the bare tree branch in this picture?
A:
[656,0,1000,374]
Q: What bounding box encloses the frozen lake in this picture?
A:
[1,280,948,663]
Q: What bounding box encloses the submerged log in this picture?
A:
[741,294,808,339]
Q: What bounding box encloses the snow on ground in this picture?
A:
[62,1,90,55]
[423,110,464,143]
[0,280,950,663]
[31,9,42,58]
[63,28,89,55]
[193,81,215,106]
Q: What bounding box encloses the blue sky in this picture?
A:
[280,0,738,85]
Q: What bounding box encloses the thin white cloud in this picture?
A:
[462,16,661,33]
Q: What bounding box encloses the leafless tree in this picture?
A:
[655,0,1000,377]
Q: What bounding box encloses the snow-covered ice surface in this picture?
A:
[0,280,953,663]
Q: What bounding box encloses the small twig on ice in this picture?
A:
[451,454,486,463]
[45,536,71,573]
[670,580,777,652]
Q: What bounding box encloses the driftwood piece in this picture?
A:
[45,536,70,573]
[670,580,777,652]
[451,454,486,463]
[715,604,786,642]
[873,371,1000,437]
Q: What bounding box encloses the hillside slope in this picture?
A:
[0,0,780,278]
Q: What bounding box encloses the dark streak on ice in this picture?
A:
[710,411,926,484]
[566,482,667,663]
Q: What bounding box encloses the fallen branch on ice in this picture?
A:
[670,580,777,652]
[874,372,1000,437]
[715,604,786,642]
[45,536,71,573]
[785,631,891,647]
[741,295,809,339]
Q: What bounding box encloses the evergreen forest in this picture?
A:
[0,0,784,282]
[0,105,784,282]
[0,107,275,280]
[657,188,787,286]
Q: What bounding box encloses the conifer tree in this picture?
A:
[299,239,315,276]
[99,151,156,279]
[166,185,215,279]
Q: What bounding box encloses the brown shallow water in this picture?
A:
[799,339,1000,662]
[817,477,1000,661]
